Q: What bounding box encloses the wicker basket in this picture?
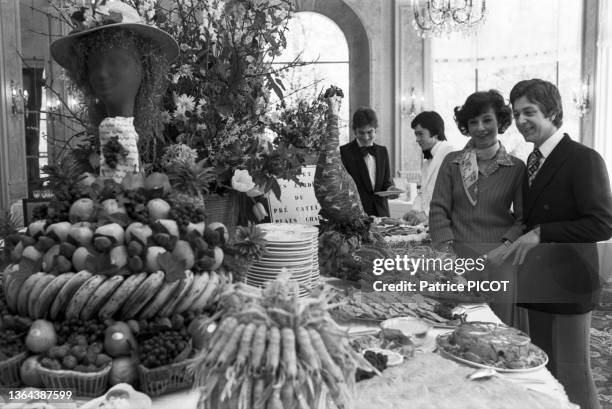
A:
[0,351,27,387]
[38,363,111,397]
[138,356,198,397]
[204,193,237,226]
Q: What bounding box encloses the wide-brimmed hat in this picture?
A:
[51,1,179,69]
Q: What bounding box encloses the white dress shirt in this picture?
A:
[414,140,454,215]
[532,128,564,180]
[356,140,376,189]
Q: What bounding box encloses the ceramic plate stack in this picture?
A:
[246,223,319,298]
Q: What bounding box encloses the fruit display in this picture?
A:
[192,274,376,409]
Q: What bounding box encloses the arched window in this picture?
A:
[270,12,350,143]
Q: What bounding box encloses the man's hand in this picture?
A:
[502,229,540,265]
[485,244,511,266]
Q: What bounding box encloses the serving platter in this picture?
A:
[436,332,549,373]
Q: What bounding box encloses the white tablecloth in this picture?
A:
[148,303,573,409]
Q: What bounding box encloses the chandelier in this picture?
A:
[411,0,487,38]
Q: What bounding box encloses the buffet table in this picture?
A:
[146,303,575,409]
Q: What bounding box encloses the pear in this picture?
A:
[69,198,95,223]
[25,319,57,353]
[156,219,179,237]
[42,245,61,272]
[55,255,72,273]
[110,245,128,268]
[22,245,43,262]
[172,240,195,270]
[122,172,145,191]
[186,221,205,236]
[10,241,24,262]
[127,241,144,257]
[145,246,166,272]
[45,222,72,243]
[101,199,127,215]
[210,246,224,271]
[28,220,48,237]
[146,199,171,221]
[95,223,125,245]
[72,247,94,272]
[144,172,171,195]
[68,224,94,247]
[207,222,229,242]
[125,222,153,244]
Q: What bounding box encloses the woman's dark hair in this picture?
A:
[453,89,513,136]
[352,107,378,130]
[411,111,446,141]
[65,28,171,163]
[509,79,563,128]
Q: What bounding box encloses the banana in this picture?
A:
[119,271,165,320]
[80,275,125,321]
[138,279,182,320]
[27,274,55,318]
[158,270,194,317]
[49,270,93,320]
[4,264,23,313]
[173,271,210,315]
[17,272,46,317]
[191,271,220,311]
[98,272,147,320]
[34,272,75,319]
[65,274,108,320]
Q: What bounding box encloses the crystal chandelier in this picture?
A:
[411,0,488,38]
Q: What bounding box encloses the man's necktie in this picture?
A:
[527,148,543,186]
[423,149,433,160]
[360,146,376,156]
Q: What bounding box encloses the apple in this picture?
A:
[68,223,94,246]
[101,198,127,215]
[145,246,166,272]
[28,220,47,237]
[69,198,95,222]
[42,244,61,272]
[95,223,125,245]
[186,221,205,236]
[146,199,171,221]
[156,219,179,237]
[110,245,128,268]
[20,356,43,387]
[72,247,94,272]
[22,245,43,262]
[172,240,195,269]
[45,222,72,243]
[207,222,229,242]
[77,172,97,190]
[144,172,171,195]
[125,222,153,244]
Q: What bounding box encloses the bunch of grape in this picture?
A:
[32,203,49,221]
[138,328,190,368]
[102,137,128,169]
[40,336,111,372]
[0,329,26,360]
[169,203,206,233]
[123,190,150,224]
[46,200,71,223]
[54,318,106,345]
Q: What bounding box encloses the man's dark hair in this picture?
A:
[509,79,563,128]
[352,107,378,130]
[411,111,446,141]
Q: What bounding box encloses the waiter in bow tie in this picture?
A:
[340,107,398,217]
[410,111,455,218]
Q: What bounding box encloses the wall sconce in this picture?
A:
[572,75,590,117]
[10,80,29,115]
[401,87,424,117]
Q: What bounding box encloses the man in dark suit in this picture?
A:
[340,108,397,217]
[504,79,612,409]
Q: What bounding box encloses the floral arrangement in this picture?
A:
[267,97,328,152]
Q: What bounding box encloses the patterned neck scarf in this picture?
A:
[453,140,513,206]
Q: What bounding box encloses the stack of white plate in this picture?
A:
[246,223,319,298]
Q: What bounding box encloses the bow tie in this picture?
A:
[360,145,376,156]
[423,149,433,160]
